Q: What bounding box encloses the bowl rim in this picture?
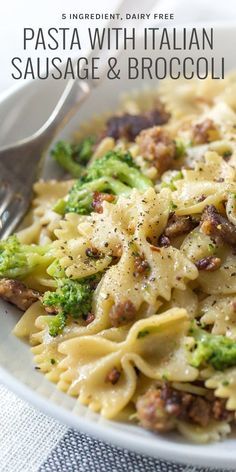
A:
[0,365,235,469]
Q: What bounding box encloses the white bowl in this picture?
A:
[1,24,236,469]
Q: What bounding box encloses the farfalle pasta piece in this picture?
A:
[13,301,64,383]
[33,179,74,215]
[29,298,120,383]
[159,77,224,119]
[181,227,214,263]
[182,152,236,183]
[57,308,198,418]
[198,249,236,295]
[173,180,234,215]
[226,193,236,226]
[162,287,198,319]
[54,213,112,279]
[96,244,198,320]
[206,368,236,411]
[16,180,74,245]
[13,301,44,341]
[199,295,236,338]
[54,189,197,322]
[172,152,236,215]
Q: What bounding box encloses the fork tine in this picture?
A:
[0,194,27,240]
[0,186,14,214]
[0,211,24,240]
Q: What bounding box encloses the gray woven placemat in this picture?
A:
[39,429,234,472]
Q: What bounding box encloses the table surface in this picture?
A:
[0,1,235,470]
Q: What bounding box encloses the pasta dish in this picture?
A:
[1,74,236,443]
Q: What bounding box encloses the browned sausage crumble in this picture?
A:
[105,106,170,141]
[137,127,176,176]
[192,119,220,144]
[85,247,101,259]
[201,204,236,246]
[0,278,40,311]
[164,213,199,239]
[92,192,116,213]
[195,256,222,272]
[83,312,95,325]
[136,383,233,433]
[158,234,171,248]
[109,300,136,327]
[106,367,121,385]
[133,255,150,277]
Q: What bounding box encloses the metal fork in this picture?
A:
[0,0,157,239]
[0,78,91,239]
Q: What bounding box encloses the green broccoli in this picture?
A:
[51,137,95,177]
[54,151,153,216]
[47,259,66,278]
[43,278,92,319]
[84,151,152,191]
[43,275,101,336]
[64,176,130,215]
[0,235,54,279]
[190,325,236,371]
[47,312,67,337]
[174,138,186,159]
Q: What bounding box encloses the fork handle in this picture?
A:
[33,79,91,148]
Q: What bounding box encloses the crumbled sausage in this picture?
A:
[187,396,211,427]
[0,278,40,311]
[133,255,150,277]
[158,234,171,248]
[105,106,170,141]
[192,118,220,144]
[137,127,176,176]
[109,300,136,327]
[197,194,207,203]
[212,399,231,421]
[164,213,198,239]
[85,247,101,259]
[136,387,177,432]
[92,192,115,213]
[195,256,221,271]
[83,312,95,325]
[136,383,233,433]
[106,367,121,385]
[201,205,236,246]
[43,305,59,315]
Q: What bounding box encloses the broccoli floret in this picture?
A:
[174,138,186,159]
[51,137,95,177]
[65,176,130,215]
[47,260,66,278]
[48,312,66,337]
[43,275,100,337]
[84,151,152,191]
[54,151,153,216]
[74,136,95,165]
[0,235,54,279]
[190,325,236,371]
[43,278,92,319]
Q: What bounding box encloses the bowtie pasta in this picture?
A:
[2,73,236,443]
